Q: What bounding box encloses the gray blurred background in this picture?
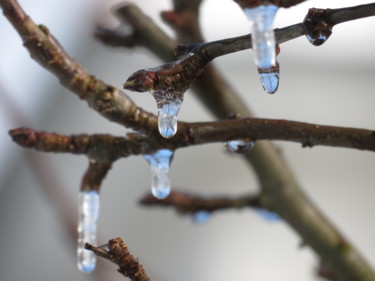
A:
[0,0,374,280]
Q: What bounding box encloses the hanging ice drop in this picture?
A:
[256,208,280,223]
[77,190,100,273]
[258,63,279,94]
[144,149,174,199]
[226,139,255,154]
[192,211,211,224]
[244,4,278,69]
[153,91,183,139]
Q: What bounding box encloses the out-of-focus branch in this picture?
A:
[0,0,158,134]
[140,191,261,215]
[85,237,150,281]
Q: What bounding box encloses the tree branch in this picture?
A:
[0,0,158,134]
[140,191,261,215]
[110,2,375,281]
[85,238,150,281]
[10,116,375,158]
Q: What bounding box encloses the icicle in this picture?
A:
[226,139,255,154]
[77,190,100,273]
[152,91,183,138]
[244,4,278,69]
[256,208,280,223]
[192,211,211,224]
[144,149,174,199]
[258,62,279,94]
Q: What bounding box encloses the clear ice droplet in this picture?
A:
[226,140,255,154]
[244,5,278,69]
[258,67,279,94]
[192,211,211,224]
[144,149,174,199]
[306,34,327,46]
[256,208,280,223]
[77,190,100,273]
[152,91,183,139]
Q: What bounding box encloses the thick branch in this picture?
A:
[0,0,158,133]
[85,238,150,281]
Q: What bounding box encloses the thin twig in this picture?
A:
[140,191,261,215]
[85,238,150,281]
[9,116,375,156]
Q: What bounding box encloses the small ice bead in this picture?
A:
[256,208,280,223]
[306,34,327,46]
[157,98,182,139]
[226,140,255,154]
[192,211,211,224]
[244,5,278,69]
[77,190,100,273]
[144,149,174,199]
[259,71,279,94]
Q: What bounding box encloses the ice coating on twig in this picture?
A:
[244,4,278,69]
[77,190,100,273]
[192,211,211,224]
[226,139,255,154]
[256,208,281,222]
[124,52,209,139]
[153,91,183,138]
[144,149,174,199]
[258,62,279,94]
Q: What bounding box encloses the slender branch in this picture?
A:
[99,3,252,119]
[8,127,157,161]
[0,0,158,134]
[9,117,375,157]
[85,238,150,281]
[178,3,375,59]
[140,191,261,215]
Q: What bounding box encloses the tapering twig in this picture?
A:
[140,191,261,215]
[10,116,375,155]
[85,238,150,281]
[81,161,113,192]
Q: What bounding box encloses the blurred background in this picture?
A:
[0,0,374,280]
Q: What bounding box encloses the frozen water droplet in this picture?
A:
[244,5,278,69]
[77,190,100,273]
[144,149,174,199]
[226,140,255,154]
[256,208,280,223]
[306,34,327,46]
[192,211,211,224]
[152,91,183,139]
[258,67,279,94]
